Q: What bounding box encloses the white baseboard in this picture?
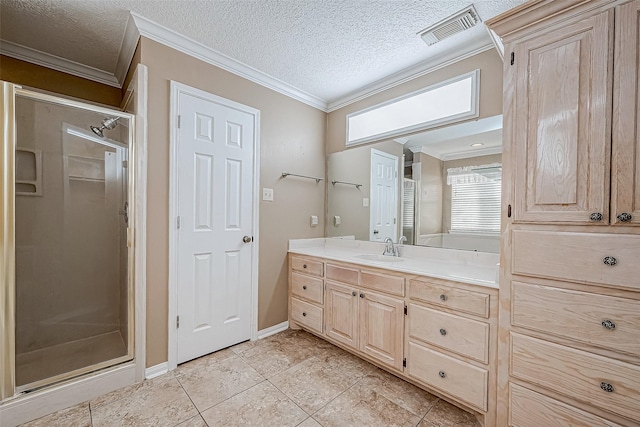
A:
[257,321,289,339]
[0,364,136,427]
[144,362,169,380]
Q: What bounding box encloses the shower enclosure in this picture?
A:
[5,88,135,393]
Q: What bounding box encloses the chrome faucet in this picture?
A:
[383,237,398,257]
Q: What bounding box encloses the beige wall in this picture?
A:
[326,49,503,154]
[139,38,326,367]
[418,153,444,235]
[1,55,122,107]
[326,140,403,240]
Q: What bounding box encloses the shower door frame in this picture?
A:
[1,85,137,398]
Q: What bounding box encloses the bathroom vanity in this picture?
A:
[288,238,499,426]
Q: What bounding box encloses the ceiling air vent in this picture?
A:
[418,5,480,46]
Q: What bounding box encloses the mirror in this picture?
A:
[326,115,502,253]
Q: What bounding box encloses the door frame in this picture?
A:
[168,81,260,371]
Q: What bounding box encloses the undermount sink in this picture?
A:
[356,254,405,263]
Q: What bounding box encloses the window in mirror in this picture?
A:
[448,164,501,234]
[347,70,480,146]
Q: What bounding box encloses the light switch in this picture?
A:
[262,188,274,201]
[363,198,369,207]
[334,215,341,226]
[310,215,319,226]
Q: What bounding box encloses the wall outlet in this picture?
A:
[362,198,369,207]
[310,215,318,226]
[262,188,274,201]
[334,215,341,226]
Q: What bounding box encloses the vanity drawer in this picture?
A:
[407,341,488,411]
[409,279,489,318]
[408,304,489,363]
[512,281,640,356]
[326,263,359,285]
[291,256,323,277]
[291,272,324,304]
[290,297,323,334]
[511,333,640,421]
[512,230,640,291]
[360,269,404,297]
[509,383,623,427]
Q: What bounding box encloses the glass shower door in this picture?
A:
[14,94,133,391]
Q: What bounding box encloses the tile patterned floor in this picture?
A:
[20,329,480,427]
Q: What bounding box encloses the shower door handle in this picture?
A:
[119,201,129,225]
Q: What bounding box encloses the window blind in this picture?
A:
[449,166,501,233]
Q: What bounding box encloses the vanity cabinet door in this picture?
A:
[325,281,359,350]
[358,290,404,371]
[512,10,613,224]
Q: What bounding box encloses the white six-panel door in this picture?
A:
[370,149,398,242]
[175,88,256,364]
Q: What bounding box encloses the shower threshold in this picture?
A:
[16,330,131,392]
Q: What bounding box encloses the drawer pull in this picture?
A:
[590,212,603,221]
[603,256,618,266]
[438,370,446,378]
[439,328,447,336]
[617,212,632,222]
[302,285,307,290]
[600,382,615,393]
[439,294,447,301]
[302,312,307,317]
[352,291,357,297]
[601,319,616,330]
[303,264,307,269]
[360,293,365,298]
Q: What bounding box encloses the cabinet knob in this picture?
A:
[603,256,617,266]
[352,291,357,297]
[600,382,614,393]
[359,293,365,298]
[439,328,447,336]
[438,371,446,379]
[590,212,603,221]
[617,212,632,222]
[302,285,307,290]
[601,319,616,330]
[439,294,447,301]
[303,264,307,269]
[302,312,307,317]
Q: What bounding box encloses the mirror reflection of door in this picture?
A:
[370,149,398,242]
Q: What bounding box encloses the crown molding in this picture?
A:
[410,144,501,161]
[0,40,121,87]
[114,14,141,85]
[326,37,494,113]
[130,12,328,111]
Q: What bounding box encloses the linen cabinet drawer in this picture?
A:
[326,263,359,285]
[290,297,323,334]
[512,281,640,355]
[512,230,640,291]
[509,383,624,427]
[409,279,489,318]
[408,303,489,363]
[407,341,488,411]
[291,256,324,277]
[361,269,404,297]
[291,272,324,304]
[511,333,640,421]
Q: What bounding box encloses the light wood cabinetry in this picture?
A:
[488,1,640,425]
[288,254,499,426]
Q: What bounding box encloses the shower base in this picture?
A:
[16,330,127,390]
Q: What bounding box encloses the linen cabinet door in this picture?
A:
[325,281,358,350]
[612,0,640,226]
[358,291,404,371]
[512,10,613,224]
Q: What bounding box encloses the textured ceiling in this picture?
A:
[0,0,526,104]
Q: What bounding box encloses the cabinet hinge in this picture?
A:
[176,315,180,328]
[507,204,512,218]
[404,305,407,315]
[177,115,181,129]
[177,216,181,229]
[403,358,407,368]
[510,52,515,66]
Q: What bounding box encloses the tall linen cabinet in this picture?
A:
[487,1,640,426]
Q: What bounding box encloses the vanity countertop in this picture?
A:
[289,238,499,289]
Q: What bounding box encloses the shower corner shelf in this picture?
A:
[16,147,43,196]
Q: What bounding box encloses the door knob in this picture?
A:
[373,229,379,234]
[243,236,252,243]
